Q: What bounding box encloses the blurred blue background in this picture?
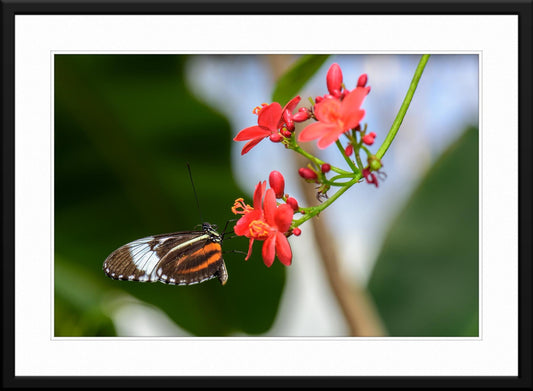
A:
[54,54,478,337]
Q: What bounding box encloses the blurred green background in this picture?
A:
[54,54,478,337]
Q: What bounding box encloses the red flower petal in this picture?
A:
[263,188,277,226]
[234,125,271,141]
[241,137,265,155]
[234,209,262,237]
[339,86,368,119]
[262,234,276,267]
[274,204,293,233]
[317,128,345,149]
[284,96,301,113]
[253,181,266,210]
[314,98,341,123]
[257,102,282,131]
[343,109,365,131]
[275,232,292,266]
[298,122,336,142]
[245,238,255,261]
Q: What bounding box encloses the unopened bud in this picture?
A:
[292,227,302,236]
[368,156,383,171]
[298,167,318,181]
[286,197,299,211]
[345,144,354,156]
[321,163,331,173]
[270,133,282,142]
[357,73,368,87]
[362,132,376,145]
[292,110,310,122]
[326,63,343,95]
[281,128,292,138]
[269,171,285,198]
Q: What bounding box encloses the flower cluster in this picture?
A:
[232,62,385,268]
[231,171,301,267]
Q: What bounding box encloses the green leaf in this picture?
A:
[272,55,330,104]
[367,126,479,336]
[54,55,285,336]
[55,255,116,336]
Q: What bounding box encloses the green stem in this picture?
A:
[335,140,358,173]
[354,145,365,171]
[376,54,430,160]
[290,142,350,175]
[289,56,429,230]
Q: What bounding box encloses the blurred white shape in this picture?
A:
[105,294,191,337]
[266,223,348,337]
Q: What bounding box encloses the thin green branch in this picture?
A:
[376,54,430,160]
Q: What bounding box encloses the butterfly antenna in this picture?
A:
[187,162,204,223]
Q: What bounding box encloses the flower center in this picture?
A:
[248,220,272,240]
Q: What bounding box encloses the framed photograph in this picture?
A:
[2,1,531,388]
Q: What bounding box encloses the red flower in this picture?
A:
[234,96,302,155]
[232,181,294,267]
[298,86,370,149]
[233,103,283,155]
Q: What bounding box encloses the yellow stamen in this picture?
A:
[249,220,271,240]
[231,198,253,215]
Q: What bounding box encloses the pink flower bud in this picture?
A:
[321,163,331,173]
[326,63,343,95]
[362,132,376,145]
[345,144,354,156]
[298,167,317,181]
[331,89,342,98]
[285,119,295,131]
[292,227,302,236]
[281,128,292,138]
[315,96,324,103]
[270,133,282,142]
[292,111,310,122]
[357,73,368,87]
[269,171,285,198]
[286,197,299,211]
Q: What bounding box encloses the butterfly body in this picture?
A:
[103,223,228,286]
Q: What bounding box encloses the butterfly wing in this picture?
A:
[103,231,227,285]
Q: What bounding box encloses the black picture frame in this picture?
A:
[2,1,531,388]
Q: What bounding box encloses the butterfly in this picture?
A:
[102,222,228,286]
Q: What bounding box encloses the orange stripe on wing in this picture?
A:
[180,242,222,274]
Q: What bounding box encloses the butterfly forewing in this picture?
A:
[103,226,228,286]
